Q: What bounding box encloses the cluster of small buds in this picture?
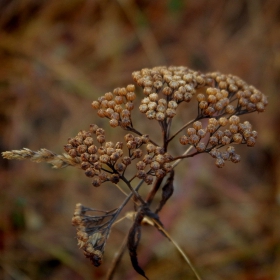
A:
[179,115,258,167]
[198,72,268,117]
[72,203,114,267]
[64,124,125,187]
[132,66,211,121]
[135,143,173,183]
[91,84,136,128]
[121,132,172,184]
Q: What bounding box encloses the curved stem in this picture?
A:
[171,146,196,169]
[105,232,129,280]
[151,218,202,280]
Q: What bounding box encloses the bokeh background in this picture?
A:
[0,1,279,279]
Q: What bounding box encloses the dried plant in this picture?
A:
[2,66,268,279]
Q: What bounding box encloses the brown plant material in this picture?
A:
[2,66,268,279]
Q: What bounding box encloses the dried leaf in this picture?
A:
[127,211,149,280]
[155,170,174,213]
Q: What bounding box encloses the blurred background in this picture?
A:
[0,0,279,279]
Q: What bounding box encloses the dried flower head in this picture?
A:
[72,203,119,266]
[1,65,268,280]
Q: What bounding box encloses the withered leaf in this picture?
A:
[155,170,174,213]
[127,211,149,280]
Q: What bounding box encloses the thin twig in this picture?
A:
[106,232,129,280]
[151,218,202,280]
[171,146,195,169]
[167,118,198,143]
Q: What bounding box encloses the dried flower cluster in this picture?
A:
[2,66,268,280]
[72,203,119,266]
[91,85,136,128]
[179,115,258,167]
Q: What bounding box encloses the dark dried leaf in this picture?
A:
[143,205,164,228]
[127,211,149,280]
[155,170,174,213]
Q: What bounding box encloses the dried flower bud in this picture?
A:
[219,117,228,126]
[77,145,88,154]
[229,115,240,125]
[109,119,119,127]
[162,87,172,95]
[149,93,158,101]
[221,151,230,160]
[136,170,147,179]
[139,104,148,113]
[126,84,135,92]
[69,148,77,158]
[155,146,165,155]
[146,110,156,119]
[100,154,110,163]
[96,128,105,136]
[215,158,225,168]
[227,146,235,154]
[81,161,91,170]
[226,105,235,114]
[231,153,241,163]
[180,135,189,145]
[197,129,206,138]
[196,142,206,152]
[221,136,230,145]
[187,127,196,136]
[193,121,202,130]
[155,154,165,164]
[150,161,160,170]
[105,92,113,101]
[146,144,156,153]
[126,102,134,111]
[110,174,119,183]
[89,154,99,163]
[81,153,90,161]
[156,112,165,121]
[127,141,137,150]
[64,144,73,152]
[143,154,153,164]
[246,137,256,147]
[199,101,208,109]
[229,124,239,134]
[209,136,218,146]
[145,175,154,185]
[115,162,126,172]
[166,108,176,118]
[122,156,131,166]
[141,134,150,143]
[155,169,166,178]
[106,147,115,156]
[133,149,143,158]
[197,93,206,102]
[207,124,217,134]
[92,101,100,109]
[92,177,101,187]
[97,135,106,144]
[189,135,200,145]
[85,168,95,177]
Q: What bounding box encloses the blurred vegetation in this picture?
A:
[0,0,279,279]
